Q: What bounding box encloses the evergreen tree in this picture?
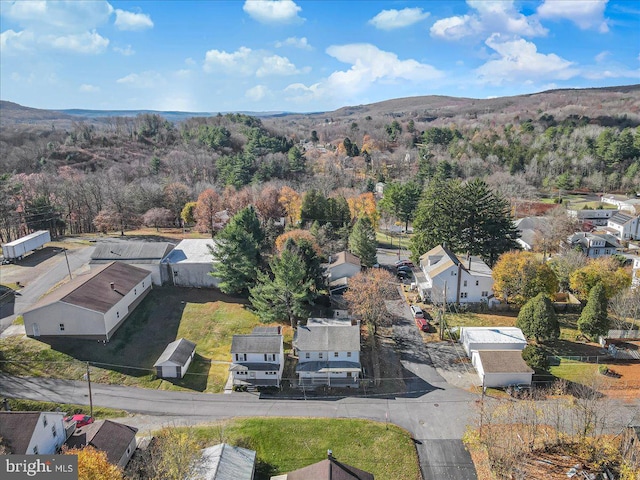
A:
[349,216,377,267]
[250,248,315,328]
[516,293,560,343]
[577,282,609,340]
[300,190,327,226]
[283,237,324,292]
[378,181,422,232]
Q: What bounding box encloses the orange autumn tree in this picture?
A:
[347,192,379,229]
[279,186,302,226]
[65,446,123,480]
[344,269,396,336]
[275,229,321,255]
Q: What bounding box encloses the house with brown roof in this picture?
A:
[23,262,152,341]
[0,411,69,455]
[325,251,361,294]
[471,350,534,388]
[271,451,374,480]
[66,419,137,469]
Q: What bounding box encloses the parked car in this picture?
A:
[395,259,414,267]
[397,265,413,273]
[397,271,410,280]
[410,305,425,318]
[64,414,94,428]
[415,316,430,332]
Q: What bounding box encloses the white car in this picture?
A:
[410,305,424,318]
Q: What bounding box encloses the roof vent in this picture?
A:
[110,282,115,290]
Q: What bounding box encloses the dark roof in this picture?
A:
[283,457,374,480]
[66,420,137,465]
[476,350,534,374]
[25,262,150,314]
[0,412,41,454]
[295,361,361,373]
[153,338,196,367]
[231,334,282,354]
[229,362,281,372]
[90,242,175,264]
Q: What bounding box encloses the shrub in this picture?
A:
[521,344,549,372]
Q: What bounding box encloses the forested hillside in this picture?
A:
[1,85,639,244]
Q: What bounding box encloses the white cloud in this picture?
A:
[203,47,306,77]
[595,51,610,63]
[0,29,35,53]
[257,54,304,77]
[245,85,271,101]
[203,47,253,74]
[116,71,164,88]
[538,0,609,32]
[185,58,196,66]
[275,36,312,50]
[114,8,154,31]
[243,0,304,24]
[80,84,100,92]
[113,45,135,56]
[476,34,578,85]
[369,8,430,30]
[48,31,109,54]
[431,0,546,40]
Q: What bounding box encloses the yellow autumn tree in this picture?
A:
[65,446,123,480]
[279,186,302,225]
[275,229,321,255]
[492,251,558,306]
[569,256,632,301]
[347,192,379,229]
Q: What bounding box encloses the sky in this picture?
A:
[1,0,639,113]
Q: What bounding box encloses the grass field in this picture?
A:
[376,230,412,250]
[188,418,421,480]
[0,287,287,393]
[6,398,127,419]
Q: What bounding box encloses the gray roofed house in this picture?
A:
[66,420,137,469]
[163,239,221,288]
[0,411,68,455]
[195,443,256,480]
[567,232,622,258]
[23,262,152,341]
[606,211,640,240]
[514,216,547,251]
[230,326,284,388]
[293,317,361,389]
[91,242,175,285]
[154,338,197,379]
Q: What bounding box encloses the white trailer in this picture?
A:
[2,230,51,261]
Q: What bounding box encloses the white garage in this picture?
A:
[163,239,220,288]
[153,338,196,379]
[472,350,534,388]
[460,327,527,357]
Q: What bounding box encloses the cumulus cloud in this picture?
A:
[476,34,578,85]
[116,71,164,88]
[114,8,154,31]
[0,1,152,54]
[114,45,135,56]
[243,0,304,25]
[369,7,430,30]
[275,36,312,50]
[80,84,100,92]
[538,0,609,32]
[431,0,546,40]
[203,47,305,77]
[246,85,271,101]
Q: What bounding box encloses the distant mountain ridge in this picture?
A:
[2,83,639,125]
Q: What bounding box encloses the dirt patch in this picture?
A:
[599,361,640,400]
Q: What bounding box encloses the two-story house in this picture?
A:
[567,232,623,258]
[0,411,69,455]
[293,317,361,389]
[324,251,361,294]
[606,212,640,241]
[417,245,494,304]
[229,326,284,388]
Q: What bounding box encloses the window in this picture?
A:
[235,354,247,362]
[481,291,488,297]
[460,292,468,299]
[143,281,145,287]
[594,249,599,255]
[450,271,455,276]
[117,312,120,319]
[33,446,38,454]
[347,352,352,358]
[52,425,57,437]
[264,354,275,362]
[475,280,479,286]
[463,280,467,287]
[134,288,137,295]
[43,415,48,427]
[305,353,310,359]
[334,352,339,357]
[319,352,323,359]
[59,324,65,331]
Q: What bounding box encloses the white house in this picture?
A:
[632,256,640,289]
[418,245,494,304]
[325,251,361,294]
[0,411,68,454]
[472,350,534,388]
[601,195,640,214]
[606,212,640,241]
[567,208,618,227]
[196,443,256,480]
[293,317,361,388]
[568,232,623,258]
[154,338,196,379]
[460,327,527,357]
[163,239,220,288]
[66,420,137,469]
[90,241,175,285]
[23,262,152,341]
[230,326,284,388]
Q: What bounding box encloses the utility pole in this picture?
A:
[85,362,93,418]
[62,247,72,281]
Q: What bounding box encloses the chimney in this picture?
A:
[110,282,115,290]
[327,449,333,460]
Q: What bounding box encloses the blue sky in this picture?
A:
[1,0,639,113]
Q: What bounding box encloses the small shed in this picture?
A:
[154,338,196,379]
[460,327,527,357]
[472,350,534,388]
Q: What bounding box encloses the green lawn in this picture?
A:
[376,230,412,250]
[6,398,127,419]
[0,287,288,393]
[549,362,600,382]
[188,418,421,480]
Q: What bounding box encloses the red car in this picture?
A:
[64,414,94,428]
[395,259,414,267]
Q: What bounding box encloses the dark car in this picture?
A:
[397,271,410,280]
[397,265,413,274]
